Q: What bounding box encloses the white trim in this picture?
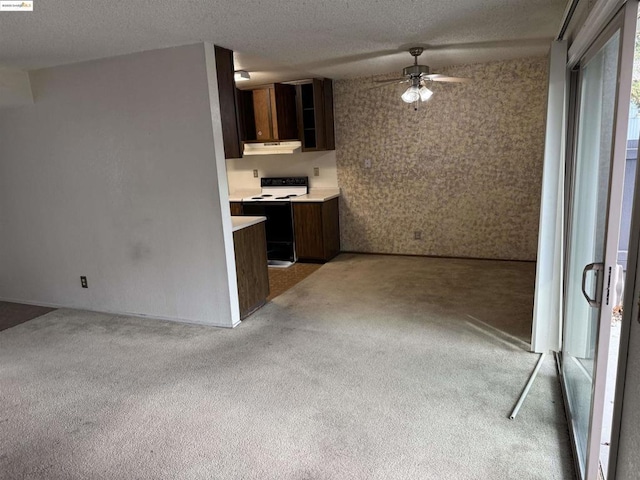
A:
[585,3,638,479]
[203,42,241,327]
[568,0,626,67]
[532,40,568,353]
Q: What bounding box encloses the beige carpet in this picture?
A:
[0,254,574,479]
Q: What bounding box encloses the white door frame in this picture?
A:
[560,2,638,478]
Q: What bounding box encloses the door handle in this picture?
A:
[582,262,604,308]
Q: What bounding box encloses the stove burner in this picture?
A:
[251,196,263,200]
[261,194,273,197]
[275,196,290,200]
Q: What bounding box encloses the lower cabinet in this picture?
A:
[233,222,270,319]
[293,198,340,262]
[230,202,243,216]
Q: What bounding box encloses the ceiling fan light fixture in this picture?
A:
[401,85,420,103]
[419,85,433,102]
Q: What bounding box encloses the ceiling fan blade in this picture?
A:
[373,78,406,84]
[425,74,471,83]
[367,79,409,90]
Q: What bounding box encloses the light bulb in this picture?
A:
[419,86,433,101]
[401,85,420,103]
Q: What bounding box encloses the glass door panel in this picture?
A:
[563,29,620,478]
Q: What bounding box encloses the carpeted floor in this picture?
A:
[0,301,55,331]
[0,254,574,479]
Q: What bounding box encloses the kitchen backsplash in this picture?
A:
[226,150,338,192]
[334,56,548,261]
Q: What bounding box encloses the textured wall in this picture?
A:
[334,57,548,261]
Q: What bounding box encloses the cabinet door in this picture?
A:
[323,80,335,150]
[253,88,273,140]
[293,203,325,260]
[273,83,298,140]
[214,46,242,159]
[236,89,256,141]
[233,223,269,319]
[322,198,340,259]
[312,78,327,150]
[230,202,243,216]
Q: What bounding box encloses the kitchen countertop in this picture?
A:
[229,188,340,203]
[291,189,341,202]
[231,216,266,232]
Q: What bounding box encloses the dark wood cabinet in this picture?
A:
[293,198,340,262]
[233,222,270,319]
[230,202,243,216]
[244,84,298,142]
[214,46,336,158]
[236,89,256,142]
[295,79,335,151]
[214,46,243,159]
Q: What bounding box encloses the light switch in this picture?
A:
[253,169,258,178]
[364,159,372,168]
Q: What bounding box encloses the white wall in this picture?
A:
[226,150,338,192]
[0,67,33,107]
[0,43,239,327]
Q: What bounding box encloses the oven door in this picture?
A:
[241,201,296,262]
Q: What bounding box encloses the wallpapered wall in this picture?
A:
[334,56,548,261]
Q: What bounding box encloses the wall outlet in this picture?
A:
[313,167,320,176]
[364,159,372,168]
[414,231,422,240]
[80,276,88,288]
[252,169,259,178]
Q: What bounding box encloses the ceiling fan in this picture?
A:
[373,47,471,107]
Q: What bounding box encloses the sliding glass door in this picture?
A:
[562,4,638,479]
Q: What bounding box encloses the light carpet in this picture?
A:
[0,253,574,479]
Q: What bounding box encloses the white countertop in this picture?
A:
[291,189,341,202]
[231,216,266,232]
[229,188,340,203]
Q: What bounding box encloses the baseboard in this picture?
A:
[339,250,536,263]
[0,296,239,329]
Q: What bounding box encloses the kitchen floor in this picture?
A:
[0,301,55,332]
[267,263,322,301]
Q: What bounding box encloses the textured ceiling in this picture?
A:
[0,0,566,83]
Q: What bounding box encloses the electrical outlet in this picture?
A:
[414,231,422,240]
[253,169,258,178]
[80,276,88,288]
[313,167,320,177]
[364,159,372,168]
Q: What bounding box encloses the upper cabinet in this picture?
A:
[250,83,298,142]
[295,79,335,152]
[214,46,243,159]
[214,45,335,158]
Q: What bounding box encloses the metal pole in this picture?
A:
[510,353,547,420]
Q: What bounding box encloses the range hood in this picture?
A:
[243,141,302,156]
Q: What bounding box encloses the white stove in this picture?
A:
[242,177,309,202]
[241,177,309,266]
